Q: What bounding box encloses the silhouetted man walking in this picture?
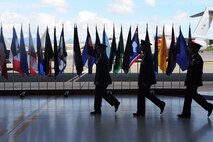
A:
[90,43,120,115]
[133,40,165,117]
[177,42,213,118]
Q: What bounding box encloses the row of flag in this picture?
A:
[0,24,191,80]
[0,25,67,80]
[74,24,191,76]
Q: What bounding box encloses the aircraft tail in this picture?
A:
[191,7,213,38]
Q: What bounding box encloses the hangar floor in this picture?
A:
[0,94,213,142]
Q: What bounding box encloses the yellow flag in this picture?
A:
[158,26,168,72]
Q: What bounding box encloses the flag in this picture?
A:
[37,27,44,76]
[159,26,168,72]
[145,24,152,55]
[28,25,37,76]
[122,26,132,74]
[44,27,53,76]
[187,24,191,61]
[166,26,176,76]
[188,24,192,47]
[58,25,67,74]
[0,26,8,79]
[102,26,111,58]
[10,27,24,76]
[109,24,116,71]
[54,27,59,78]
[73,25,83,76]
[20,26,29,75]
[129,26,141,67]
[114,26,124,74]
[153,26,158,74]
[176,27,188,71]
[95,25,101,60]
[82,26,95,74]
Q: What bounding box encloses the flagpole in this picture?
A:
[113,70,114,90]
[13,56,15,92]
[88,58,90,90]
[1,23,5,91]
[170,73,172,88]
[170,55,172,88]
[47,54,48,90]
[121,68,123,90]
[129,65,131,89]
[55,26,57,91]
[179,66,181,88]
[72,41,74,92]
[29,24,32,91]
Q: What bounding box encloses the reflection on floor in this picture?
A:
[0,95,213,142]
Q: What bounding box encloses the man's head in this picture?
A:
[188,42,202,55]
[96,43,107,54]
[140,39,152,53]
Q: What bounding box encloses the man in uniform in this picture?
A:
[177,42,213,118]
[90,43,120,115]
[133,40,166,116]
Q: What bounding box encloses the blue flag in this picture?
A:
[37,27,44,76]
[82,26,95,74]
[176,27,188,71]
[20,26,29,75]
[102,26,110,58]
[129,26,141,67]
[153,26,158,74]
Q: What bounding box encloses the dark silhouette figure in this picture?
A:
[90,43,120,115]
[133,40,165,116]
[177,42,213,118]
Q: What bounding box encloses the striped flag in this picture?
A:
[10,27,24,76]
[28,25,37,76]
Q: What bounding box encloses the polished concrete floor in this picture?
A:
[0,95,213,142]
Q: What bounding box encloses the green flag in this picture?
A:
[114,26,124,74]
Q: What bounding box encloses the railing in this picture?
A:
[1,52,212,91]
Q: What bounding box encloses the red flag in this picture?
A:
[0,26,8,79]
[10,27,24,76]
